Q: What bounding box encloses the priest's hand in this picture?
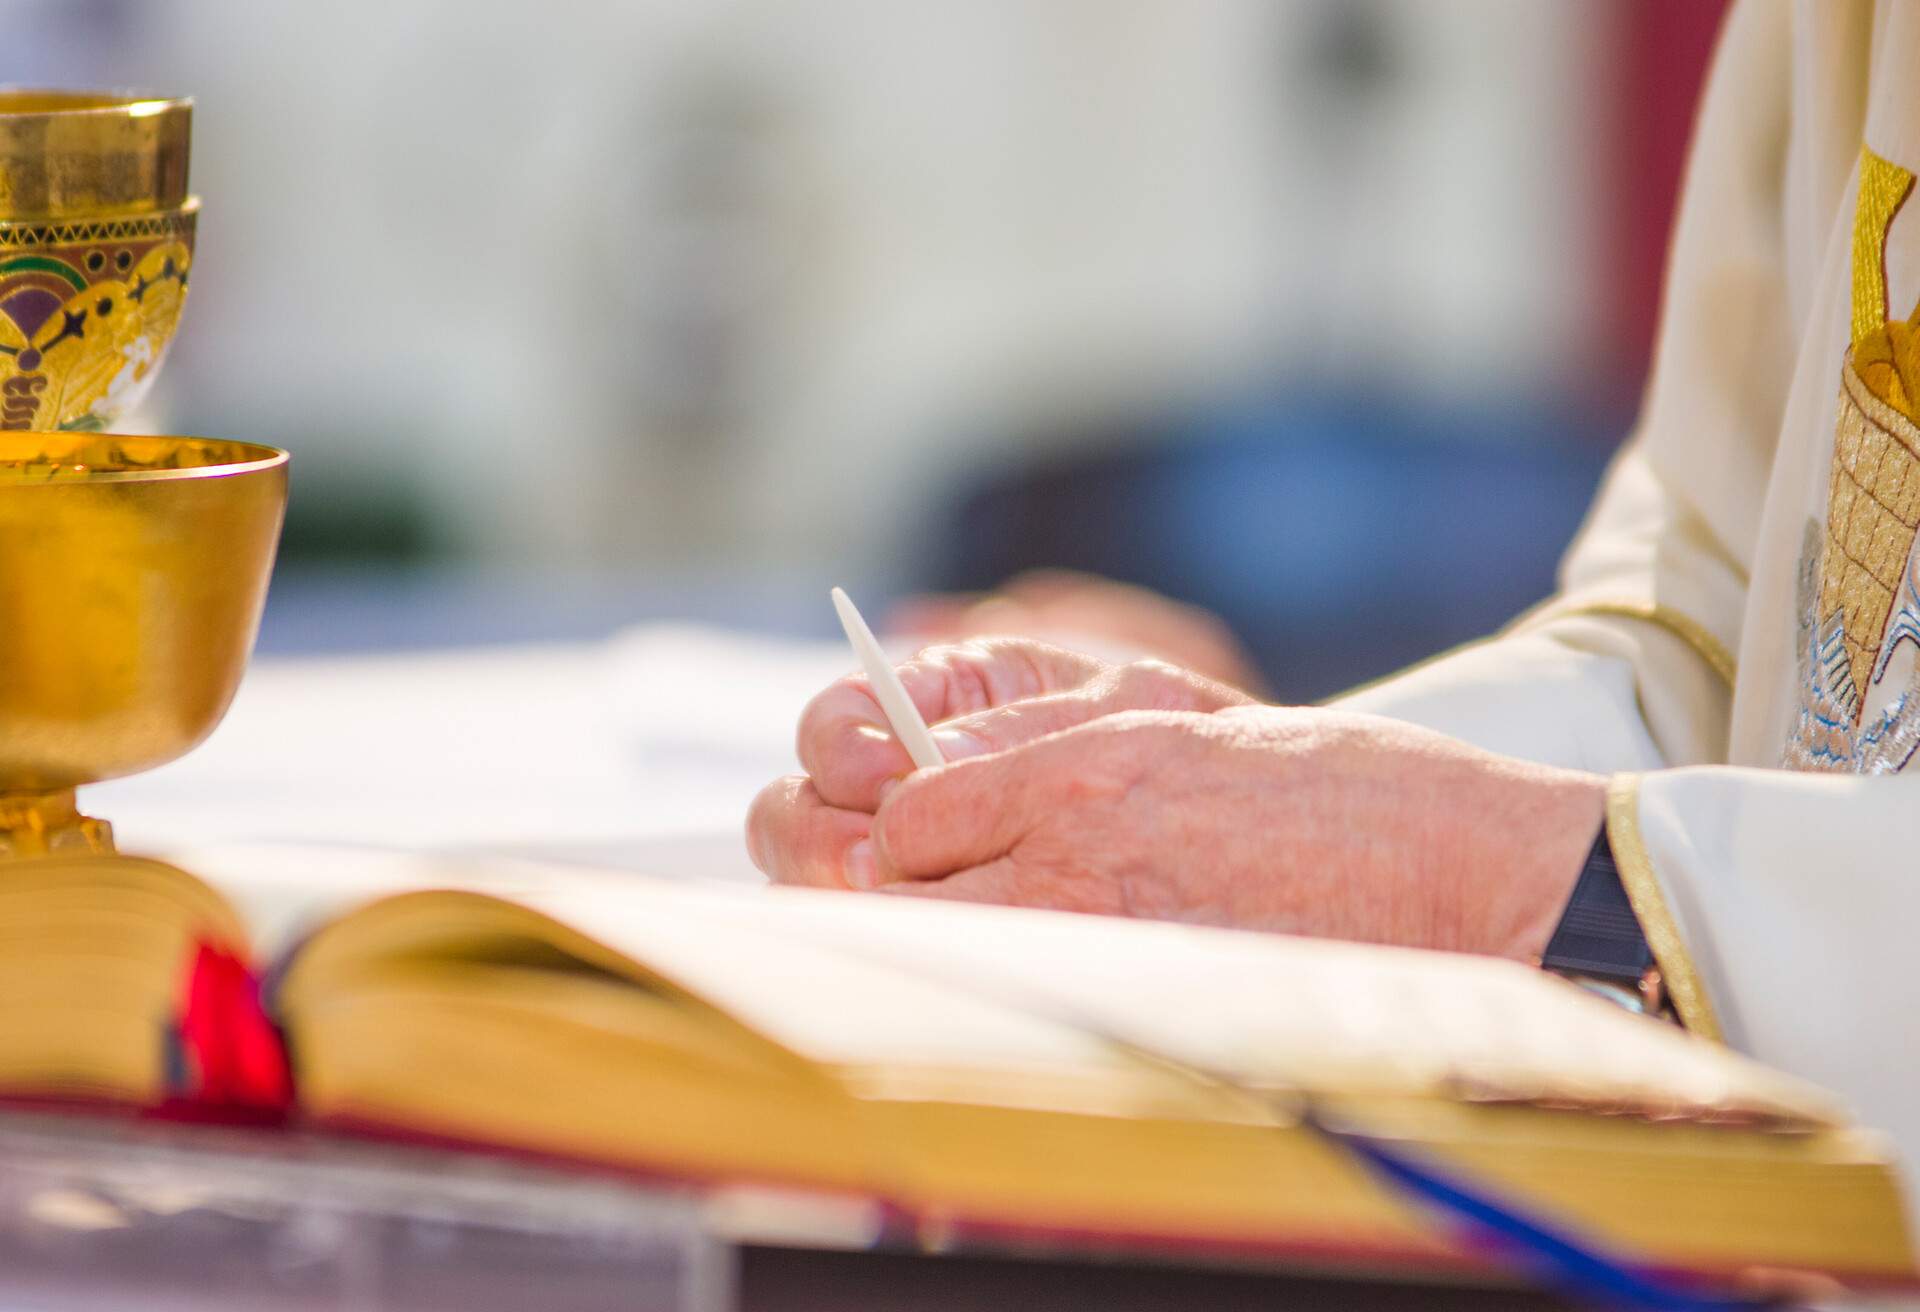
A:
[872,708,1604,958]
[746,637,1253,891]
[772,702,1606,962]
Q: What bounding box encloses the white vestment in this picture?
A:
[1339,0,1920,1229]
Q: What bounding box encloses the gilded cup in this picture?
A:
[0,91,197,433]
[0,434,287,856]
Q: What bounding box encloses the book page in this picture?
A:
[503,873,1845,1128]
[161,840,745,963]
[164,844,1843,1127]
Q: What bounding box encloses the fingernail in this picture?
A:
[844,839,878,889]
[877,777,899,804]
[930,727,989,761]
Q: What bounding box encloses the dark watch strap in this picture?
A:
[1540,826,1656,989]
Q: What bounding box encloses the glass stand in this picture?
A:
[0,1110,730,1311]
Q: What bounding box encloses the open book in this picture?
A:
[5,845,1913,1290]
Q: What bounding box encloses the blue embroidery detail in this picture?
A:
[1786,518,1920,773]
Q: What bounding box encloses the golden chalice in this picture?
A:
[0,92,277,857]
[0,90,196,432]
[0,435,286,856]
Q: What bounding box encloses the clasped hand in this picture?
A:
[747,638,1604,961]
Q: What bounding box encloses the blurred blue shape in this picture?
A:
[931,391,1623,701]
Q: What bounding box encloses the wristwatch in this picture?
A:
[1538,826,1673,1021]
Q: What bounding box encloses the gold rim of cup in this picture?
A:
[0,434,286,483]
[0,89,192,220]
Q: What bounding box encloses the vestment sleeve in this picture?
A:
[1336,0,1796,774]
[1608,768,1920,1181]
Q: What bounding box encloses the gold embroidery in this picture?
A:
[1818,360,1920,703]
[1805,149,1920,716]
[1852,145,1914,351]
[1605,775,1723,1042]
[1509,598,1735,687]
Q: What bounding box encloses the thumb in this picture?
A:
[868,745,1057,882]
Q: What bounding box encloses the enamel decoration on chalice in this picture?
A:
[0,91,288,857]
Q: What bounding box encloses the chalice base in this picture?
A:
[0,790,114,858]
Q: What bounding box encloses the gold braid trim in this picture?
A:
[1605,774,1723,1042]
[1512,598,1736,689]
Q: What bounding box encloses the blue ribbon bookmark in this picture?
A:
[818,943,1805,1311]
[1314,1115,1789,1312]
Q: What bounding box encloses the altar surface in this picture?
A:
[90,613,843,877]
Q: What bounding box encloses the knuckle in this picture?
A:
[1122,657,1182,685]
[903,643,1001,716]
[1115,659,1211,710]
[910,640,970,664]
[905,642,978,685]
[971,636,1096,700]
[946,650,999,713]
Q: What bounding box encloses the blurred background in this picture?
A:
[0,0,1726,702]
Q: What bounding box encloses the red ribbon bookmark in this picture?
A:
[176,939,292,1114]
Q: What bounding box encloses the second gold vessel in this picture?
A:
[0,90,198,433]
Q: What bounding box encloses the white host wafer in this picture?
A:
[830,587,946,771]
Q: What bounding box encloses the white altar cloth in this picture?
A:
[89,626,858,881]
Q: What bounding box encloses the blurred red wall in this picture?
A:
[1607,0,1732,389]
